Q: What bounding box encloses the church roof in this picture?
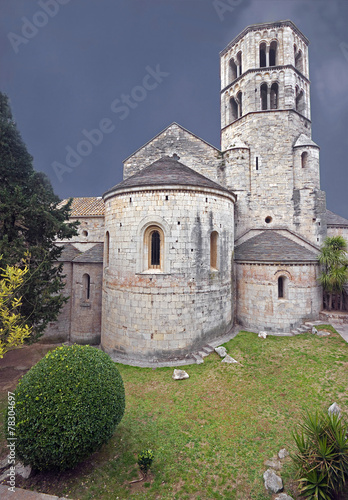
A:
[57,243,81,262]
[73,243,104,263]
[58,197,105,217]
[235,231,318,263]
[104,157,233,197]
[326,209,348,227]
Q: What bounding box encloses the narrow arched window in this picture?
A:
[269,41,277,66]
[105,231,110,266]
[270,83,278,109]
[151,230,160,267]
[278,276,284,299]
[230,58,237,81]
[260,43,267,67]
[261,83,268,110]
[236,51,242,76]
[210,231,219,270]
[296,88,305,114]
[230,97,238,122]
[237,91,243,117]
[295,49,303,72]
[83,273,90,300]
[301,151,308,168]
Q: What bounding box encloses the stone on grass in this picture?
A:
[328,402,341,417]
[264,459,282,470]
[215,346,227,357]
[275,494,294,500]
[312,326,318,334]
[258,331,267,339]
[263,469,283,493]
[172,369,189,380]
[278,448,289,459]
[221,355,238,364]
[16,462,32,479]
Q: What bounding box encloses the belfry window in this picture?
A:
[237,91,243,117]
[270,83,278,109]
[229,58,237,81]
[230,97,238,122]
[269,41,277,66]
[295,49,303,72]
[261,83,268,110]
[296,87,305,114]
[236,51,242,76]
[260,43,267,67]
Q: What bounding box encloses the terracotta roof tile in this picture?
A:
[58,197,105,217]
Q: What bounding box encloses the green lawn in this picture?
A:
[1,326,348,499]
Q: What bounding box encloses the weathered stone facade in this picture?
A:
[43,20,348,364]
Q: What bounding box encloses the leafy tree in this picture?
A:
[318,236,348,311]
[0,92,78,341]
[0,255,31,358]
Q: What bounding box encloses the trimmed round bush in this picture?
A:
[6,344,125,471]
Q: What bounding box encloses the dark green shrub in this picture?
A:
[292,409,348,499]
[6,344,125,471]
[137,449,154,476]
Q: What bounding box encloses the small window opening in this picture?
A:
[177,221,180,225]
[265,216,272,224]
[83,273,90,300]
[270,83,278,109]
[269,41,277,66]
[278,276,284,298]
[260,43,267,67]
[129,197,132,203]
[229,58,237,81]
[165,195,169,200]
[82,229,88,237]
[210,231,219,270]
[261,83,268,110]
[296,87,305,114]
[206,197,208,202]
[237,91,243,117]
[230,97,238,122]
[301,151,308,168]
[236,51,242,76]
[256,157,259,170]
[105,231,110,266]
[120,222,122,227]
[295,49,303,72]
[151,231,160,267]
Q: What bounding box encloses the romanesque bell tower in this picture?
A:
[219,20,327,246]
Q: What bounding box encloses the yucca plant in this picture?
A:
[292,409,348,499]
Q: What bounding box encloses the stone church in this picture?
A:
[44,20,348,366]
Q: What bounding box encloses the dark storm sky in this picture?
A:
[1,0,348,218]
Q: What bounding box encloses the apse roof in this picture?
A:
[104,156,233,197]
[326,210,348,227]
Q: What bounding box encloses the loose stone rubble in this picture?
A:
[258,332,268,339]
[172,369,189,380]
[328,402,341,417]
[221,355,238,364]
[263,469,283,493]
[214,346,227,357]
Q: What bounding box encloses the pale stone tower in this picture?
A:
[220,20,327,246]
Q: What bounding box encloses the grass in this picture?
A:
[1,325,348,499]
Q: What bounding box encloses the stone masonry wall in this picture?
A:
[101,187,235,363]
[70,262,103,344]
[236,262,322,332]
[59,216,105,246]
[123,123,224,184]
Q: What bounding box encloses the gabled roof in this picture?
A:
[123,122,220,162]
[73,243,104,263]
[235,231,318,263]
[104,156,234,197]
[57,243,81,262]
[293,134,319,149]
[58,197,105,217]
[326,209,348,227]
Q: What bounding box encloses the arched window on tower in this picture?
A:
[295,87,305,114]
[229,58,237,81]
[236,91,243,117]
[236,51,242,76]
[230,97,238,122]
[278,276,285,299]
[260,42,267,67]
[210,231,219,270]
[144,225,164,271]
[260,83,268,110]
[270,83,279,109]
[295,49,303,72]
[301,151,308,168]
[269,41,277,66]
[105,231,110,266]
[82,273,90,301]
